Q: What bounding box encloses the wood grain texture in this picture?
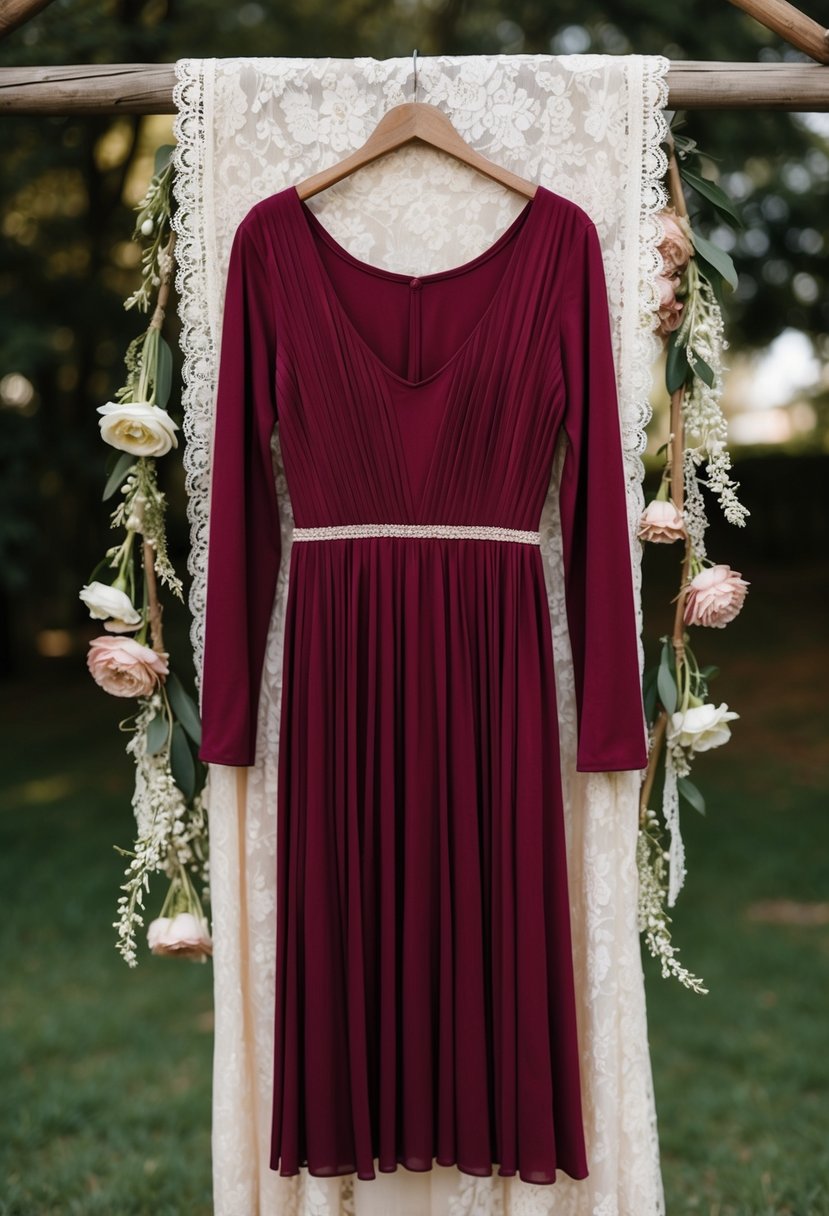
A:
[0,61,827,114]
[727,0,829,64]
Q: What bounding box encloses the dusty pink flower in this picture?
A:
[637,500,686,544]
[684,564,749,628]
[86,634,169,697]
[147,913,212,961]
[656,272,684,336]
[658,209,694,275]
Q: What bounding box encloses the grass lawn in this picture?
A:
[0,559,826,1215]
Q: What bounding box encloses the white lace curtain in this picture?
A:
[171,53,670,1216]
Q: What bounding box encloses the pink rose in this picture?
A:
[86,634,169,697]
[147,913,212,961]
[637,500,686,544]
[656,273,684,336]
[684,564,749,628]
[658,209,694,276]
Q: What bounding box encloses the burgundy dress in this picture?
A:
[197,181,648,1187]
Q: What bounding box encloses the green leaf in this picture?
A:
[666,331,691,394]
[699,261,726,306]
[170,722,196,801]
[691,352,715,388]
[658,644,678,715]
[643,666,660,724]
[166,670,202,746]
[678,776,706,816]
[691,231,738,291]
[680,168,742,227]
[155,336,173,410]
[102,452,136,501]
[154,144,175,175]
[700,665,720,680]
[146,711,169,756]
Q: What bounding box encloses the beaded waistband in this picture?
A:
[291,523,541,545]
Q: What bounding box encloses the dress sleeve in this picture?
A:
[197,215,281,767]
[557,219,648,773]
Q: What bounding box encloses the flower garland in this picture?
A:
[80,146,211,967]
[636,122,750,994]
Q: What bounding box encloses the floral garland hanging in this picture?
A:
[636,121,750,994]
[80,146,211,967]
[85,130,747,980]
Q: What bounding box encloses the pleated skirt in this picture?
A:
[269,535,589,1185]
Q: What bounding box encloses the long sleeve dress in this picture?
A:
[197,181,649,1187]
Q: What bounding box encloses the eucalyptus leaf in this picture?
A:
[154,144,174,175]
[146,711,169,756]
[699,260,726,306]
[677,775,706,816]
[102,452,136,501]
[166,670,202,746]
[680,168,742,227]
[692,231,738,291]
[643,667,659,724]
[657,647,678,715]
[171,722,196,801]
[666,332,691,394]
[155,336,173,410]
[691,352,715,388]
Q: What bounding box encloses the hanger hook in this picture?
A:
[412,48,418,103]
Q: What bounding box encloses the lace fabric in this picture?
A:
[172,53,669,1216]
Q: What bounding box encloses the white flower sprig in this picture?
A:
[80,142,211,967]
[637,128,750,992]
[637,806,708,994]
[113,694,209,967]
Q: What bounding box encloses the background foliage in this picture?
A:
[1,0,828,676]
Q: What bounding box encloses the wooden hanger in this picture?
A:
[294,49,538,201]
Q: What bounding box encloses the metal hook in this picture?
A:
[412,48,418,103]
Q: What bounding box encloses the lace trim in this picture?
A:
[291,523,542,544]
[171,57,214,705]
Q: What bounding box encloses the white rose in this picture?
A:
[668,702,739,753]
[79,580,142,629]
[97,401,179,457]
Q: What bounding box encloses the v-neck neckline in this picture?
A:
[290,182,545,390]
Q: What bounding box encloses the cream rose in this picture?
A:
[147,912,213,961]
[684,564,749,628]
[97,401,179,457]
[637,499,686,544]
[87,635,169,697]
[658,209,694,275]
[668,702,739,753]
[79,580,142,632]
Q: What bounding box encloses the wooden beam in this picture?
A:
[671,58,829,107]
[727,0,829,65]
[0,61,828,115]
[0,0,58,41]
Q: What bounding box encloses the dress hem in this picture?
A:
[270,1156,590,1186]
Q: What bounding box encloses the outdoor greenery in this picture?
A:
[1,0,829,675]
